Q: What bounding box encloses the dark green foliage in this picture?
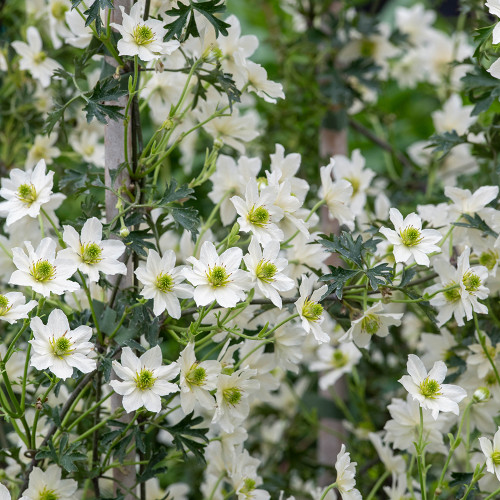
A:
[36,434,87,472]
[72,0,114,36]
[83,77,127,123]
[164,413,209,463]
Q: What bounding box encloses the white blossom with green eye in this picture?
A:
[427,247,489,327]
[184,241,250,308]
[9,238,79,297]
[243,238,294,308]
[178,342,220,415]
[399,354,467,420]
[295,274,329,343]
[0,159,61,226]
[110,346,179,414]
[135,249,193,318]
[380,208,442,266]
[110,0,179,62]
[58,217,127,284]
[479,427,500,481]
[29,309,96,380]
[231,178,284,244]
[341,302,403,348]
[20,464,77,500]
[0,291,37,324]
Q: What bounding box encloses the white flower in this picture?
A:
[11,27,61,87]
[20,465,77,500]
[184,241,250,308]
[230,448,270,500]
[212,368,259,433]
[427,248,489,326]
[380,208,442,266]
[399,354,467,419]
[310,342,362,390]
[69,130,105,167]
[231,179,284,244]
[135,249,193,318]
[0,483,9,500]
[25,134,60,170]
[178,342,220,414]
[341,302,403,348]
[243,59,284,103]
[368,432,405,474]
[319,161,355,230]
[110,346,179,413]
[295,274,329,343]
[334,444,362,500]
[243,238,294,308]
[58,217,127,283]
[0,292,37,324]
[0,159,62,226]
[467,335,500,378]
[445,185,499,219]
[479,427,500,481]
[29,309,96,380]
[64,8,93,48]
[432,94,475,136]
[10,238,79,297]
[110,0,179,61]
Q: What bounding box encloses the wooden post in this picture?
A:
[104,1,135,498]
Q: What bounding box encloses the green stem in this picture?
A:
[416,406,428,500]
[319,483,337,500]
[32,379,58,449]
[474,312,500,388]
[366,470,390,500]
[484,484,500,500]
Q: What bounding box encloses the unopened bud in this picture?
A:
[155,59,164,73]
[162,118,174,130]
[119,227,130,238]
[473,387,490,403]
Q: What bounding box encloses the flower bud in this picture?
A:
[119,227,130,238]
[473,387,490,403]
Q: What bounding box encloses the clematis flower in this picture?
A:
[184,241,250,308]
[29,309,96,380]
[20,465,77,500]
[0,159,62,226]
[11,26,61,87]
[399,354,467,419]
[479,427,500,481]
[110,346,179,413]
[243,238,294,308]
[10,238,79,297]
[58,217,127,283]
[135,249,193,318]
[0,292,37,324]
[110,0,179,61]
[333,444,362,500]
[380,208,442,266]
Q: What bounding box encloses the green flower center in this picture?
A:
[247,205,270,228]
[332,350,348,368]
[462,271,481,293]
[492,451,500,465]
[361,314,380,335]
[399,226,422,247]
[241,478,256,495]
[345,176,360,195]
[30,260,56,282]
[443,281,460,302]
[33,51,47,64]
[0,294,11,315]
[360,38,376,57]
[186,364,207,386]
[419,377,441,399]
[486,371,497,386]
[133,24,155,46]
[38,487,58,500]
[50,335,73,358]
[155,272,174,293]
[51,1,68,20]
[223,387,242,406]
[81,243,102,265]
[256,176,268,188]
[17,183,37,205]
[207,265,230,288]
[256,260,278,284]
[135,368,156,391]
[479,251,497,271]
[302,298,323,322]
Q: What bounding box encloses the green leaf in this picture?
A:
[165,0,230,41]
[75,0,114,36]
[83,77,127,124]
[364,263,393,290]
[427,131,465,159]
[320,232,365,267]
[453,213,499,238]
[171,207,200,239]
[160,179,194,204]
[473,24,496,58]
[137,447,168,483]
[319,267,360,300]
[399,267,417,288]
[164,413,209,463]
[122,229,156,257]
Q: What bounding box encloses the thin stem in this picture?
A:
[319,483,337,500]
[416,406,428,500]
[474,312,500,388]
[365,470,390,500]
